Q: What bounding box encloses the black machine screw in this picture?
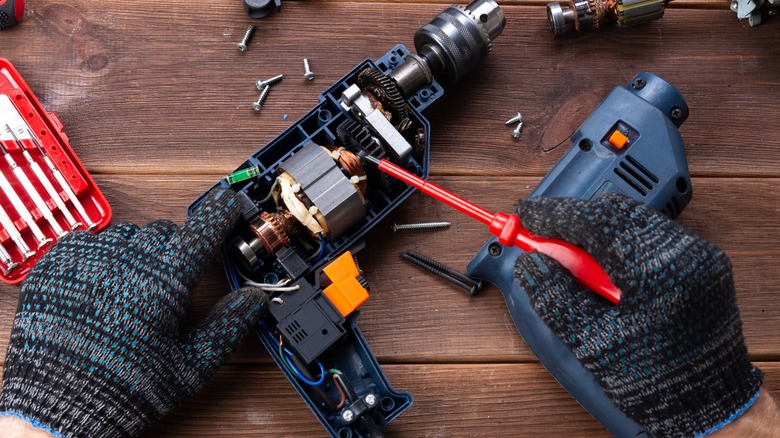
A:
[488,243,502,256]
[401,251,483,295]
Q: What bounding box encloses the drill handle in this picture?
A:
[467,241,650,436]
[489,212,621,304]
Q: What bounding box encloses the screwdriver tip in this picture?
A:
[362,154,380,166]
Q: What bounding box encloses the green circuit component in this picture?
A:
[225,165,261,185]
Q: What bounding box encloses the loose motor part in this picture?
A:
[546,0,668,36]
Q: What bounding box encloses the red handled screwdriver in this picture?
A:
[0,0,24,30]
[364,155,622,304]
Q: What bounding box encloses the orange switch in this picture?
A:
[322,251,369,317]
[608,130,629,149]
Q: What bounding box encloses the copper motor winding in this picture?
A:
[248,211,296,256]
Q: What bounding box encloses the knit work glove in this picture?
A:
[514,193,762,437]
[0,189,267,438]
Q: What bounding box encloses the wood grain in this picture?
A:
[0,4,777,177]
[3,176,780,364]
[1,362,774,437]
[1,0,779,436]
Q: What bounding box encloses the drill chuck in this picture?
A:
[390,0,505,96]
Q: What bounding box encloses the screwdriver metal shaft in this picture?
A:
[7,127,82,230]
[27,130,96,230]
[0,156,51,247]
[5,126,66,238]
[0,201,34,261]
[22,148,82,230]
[0,241,18,274]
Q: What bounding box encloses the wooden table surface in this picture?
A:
[1,0,779,436]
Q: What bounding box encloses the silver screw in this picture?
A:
[511,121,524,138]
[505,112,522,125]
[252,85,271,111]
[256,74,284,90]
[341,410,354,422]
[365,394,377,407]
[303,58,315,80]
[237,25,255,52]
[392,221,451,232]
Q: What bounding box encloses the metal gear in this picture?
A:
[357,67,412,133]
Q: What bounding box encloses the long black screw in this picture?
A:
[401,251,483,296]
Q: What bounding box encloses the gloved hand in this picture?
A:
[0,189,267,438]
[514,193,762,437]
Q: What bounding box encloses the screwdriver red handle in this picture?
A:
[371,156,621,303]
[0,0,25,30]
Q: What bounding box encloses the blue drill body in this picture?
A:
[468,72,691,437]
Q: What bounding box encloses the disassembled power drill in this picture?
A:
[190,1,505,436]
[465,72,692,436]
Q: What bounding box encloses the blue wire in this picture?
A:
[261,323,326,386]
[285,354,326,386]
[226,257,240,290]
[312,232,326,263]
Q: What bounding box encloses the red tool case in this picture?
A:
[0,58,111,283]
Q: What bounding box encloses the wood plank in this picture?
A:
[2,362,778,436]
[0,4,777,177]
[2,175,780,365]
[0,0,777,436]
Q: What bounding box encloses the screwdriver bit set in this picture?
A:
[0,58,111,283]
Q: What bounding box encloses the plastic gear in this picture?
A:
[336,120,397,190]
[337,120,386,160]
[357,68,412,133]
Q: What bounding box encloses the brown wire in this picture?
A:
[333,374,347,409]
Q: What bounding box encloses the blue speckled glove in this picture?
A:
[0,189,267,438]
[514,193,762,437]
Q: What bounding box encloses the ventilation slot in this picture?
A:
[614,155,659,197]
[285,320,308,344]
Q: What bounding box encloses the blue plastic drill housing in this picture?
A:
[191,45,444,438]
[468,72,692,437]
